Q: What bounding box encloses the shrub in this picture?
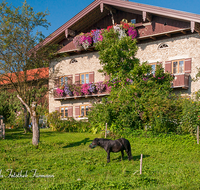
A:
[46,111,90,132]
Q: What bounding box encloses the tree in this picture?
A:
[88,24,177,134]
[0,1,57,146]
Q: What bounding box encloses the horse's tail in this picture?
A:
[123,138,132,160]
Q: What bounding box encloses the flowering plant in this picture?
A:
[127,27,137,39]
[73,19,137,50]
[91,29,104,44]
[80,33,93,50]
[95,81,106,92]
[64,85,73,96]
[73,33,93,50]
[81,83,90,95]
[56,88,64,97]
[73,33,83,49]
[72,85,82,96]
[88,82,96,93]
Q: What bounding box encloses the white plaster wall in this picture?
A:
[49,51,104,114]
[136,33,200,95]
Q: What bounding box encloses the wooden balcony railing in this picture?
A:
[172,73,189,89]
[53,85,110,100]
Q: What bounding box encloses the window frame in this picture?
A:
[149,63,157,74]
[80,105,90,117]
[172,59,185,74]
[80,72,89,84]
[59,76,68,87]
[60,106,69,118]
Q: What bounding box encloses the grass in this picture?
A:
[1,129,200,189]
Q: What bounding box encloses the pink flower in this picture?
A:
[56,88,64,96]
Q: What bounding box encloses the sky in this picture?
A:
[4,0,200,38]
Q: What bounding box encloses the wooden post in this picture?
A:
[140,154,143,175]
[2,124,5,139]
[197,126,199,144]
[0,116,3,139]
[105,123,107,138]
[0,124,2,139]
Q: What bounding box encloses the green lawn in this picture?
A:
[1,129,200,189]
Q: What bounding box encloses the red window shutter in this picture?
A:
[89,71,94,83]
[165,61,172,73]
[185,58,192,74]
[55,107,60,112]
[68,106,73,117]
[54,78,60,88]
[75,74,80,84]
[75,106,80,118]
[105,73,110,80]
[67,75,73,85]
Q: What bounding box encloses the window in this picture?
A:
[80,105,89,117]
[60,76,68,87]
[150,63,157,74]
[60,106,68,118]
[172,60,184,74]
[158,43,168,49]
[149,63,161,74]
[80,73,89,84]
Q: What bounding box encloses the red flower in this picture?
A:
[122,23,130,30]
[107,25,113,32]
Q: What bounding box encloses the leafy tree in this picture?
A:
[88,27,177,134]
[0,1,57,146]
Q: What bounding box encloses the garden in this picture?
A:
[1,129,200,189]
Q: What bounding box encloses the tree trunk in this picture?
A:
[17,95,39,147]
[31,101,39,147]
[24,106,32,133]
[31,115,39,146]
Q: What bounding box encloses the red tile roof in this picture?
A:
[0,67,49,85]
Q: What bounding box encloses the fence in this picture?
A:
[0,115,5,139]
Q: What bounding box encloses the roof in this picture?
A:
[40,0,200,47]
[0,67,49,86]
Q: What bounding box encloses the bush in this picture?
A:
[178,97,200,134]
[46,111,90,132]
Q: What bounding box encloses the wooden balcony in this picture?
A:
[53,87,110,100]
[172,73,189,89]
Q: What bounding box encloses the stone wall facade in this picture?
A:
[136,33,200,95]
[49,33,200,117]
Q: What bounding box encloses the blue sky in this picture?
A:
[4,0,200,37]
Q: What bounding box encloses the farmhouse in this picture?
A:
[44,0,200,119]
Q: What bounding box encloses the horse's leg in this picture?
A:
[126,149,132,161]
[107,151,110,163]
[121,150,124,160]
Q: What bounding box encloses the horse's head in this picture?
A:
[89,138,100,149]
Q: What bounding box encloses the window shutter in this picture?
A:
[75,74,80,84]
[89,71,94,83]
[185,58,191,74]
[67,75,73,85]
[105,73,110,80]
[165,61,172,73]
[54,78,60,88]
[55,107,60,112]
[68,106,73,117]
[89,104,93,111]
[75,106,80,118]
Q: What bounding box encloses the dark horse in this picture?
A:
[89,138,132,163]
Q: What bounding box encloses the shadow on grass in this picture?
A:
[62,138,92,148]
[5,128,57,140]
[5,128,32,140]
[112,154,150,162]
[133,154,150,161]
